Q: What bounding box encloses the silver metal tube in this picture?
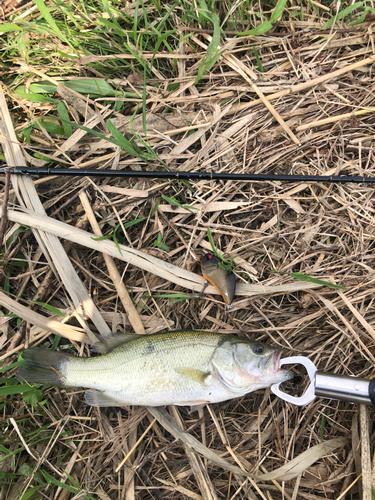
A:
[315,371,371,405]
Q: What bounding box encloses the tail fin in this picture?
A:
[16,348,71,386]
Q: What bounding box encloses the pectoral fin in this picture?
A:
[85,390,127,407]
[175,368,211,385]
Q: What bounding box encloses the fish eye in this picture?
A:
[252,344,264,355]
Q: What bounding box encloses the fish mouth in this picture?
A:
[272,351,294,381]
[271,350,283,374]
[274,350,282,371]
[260,350,294,382]
[261,350,283,374]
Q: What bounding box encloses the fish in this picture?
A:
[16,330,293,407]
[201,254,236,309]
[16,331,293,408]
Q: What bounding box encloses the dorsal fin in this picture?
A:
[92,334,142,354]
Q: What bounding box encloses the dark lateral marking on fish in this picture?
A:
[144,340,155,354]
[216,337,227,348]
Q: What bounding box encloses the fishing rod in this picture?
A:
[1,166,375,183]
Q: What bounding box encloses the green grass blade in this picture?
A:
[207,227,224,260]
[323,2,364,28]
[33,0,64,39]
[196,13,222,84]
[155,241,170,252]
[156,1,178,32]
[270,0,288,23]
[142,70,147,136]
[91,235,112,241]
[150,29,175,67]
[106,119,140,155]
[161,194,198,213]
[33,301,65,317]
[236,20,273,36]
[0,23,22,33]
[252,47,264,72]
[34,118,65,136]
[123,217,146,228]
[57,102,72,137]
[57,118,152,160]
[112,233,124,257]
[51,335,62,351]
[107,120,156,160]
[154,232,170,251]
[17,484,44,500]
[0,360,25,374]
[206,227,234,269]
[272,271,346,289]
[0,384,34,396]
[61,79,117,96]
[15,86,59,104]
[351,6,375,24]
[151,201,160,216]
[289,272,346,289]
[28,82,57,93]
[41,469,81,495]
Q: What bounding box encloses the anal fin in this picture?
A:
[188,403,208,414]
[84,390,126,407]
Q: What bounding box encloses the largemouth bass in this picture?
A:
[16,331,293,407]
[201,254,236,309]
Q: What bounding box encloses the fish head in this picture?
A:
[212,338,293,394]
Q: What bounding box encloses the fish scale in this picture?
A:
[16,331,293,407]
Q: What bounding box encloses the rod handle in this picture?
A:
[315,371,375,406]
[369,379,375,406]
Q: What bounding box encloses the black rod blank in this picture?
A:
[1,166,375,184]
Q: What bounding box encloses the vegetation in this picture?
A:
[1,0,375,498]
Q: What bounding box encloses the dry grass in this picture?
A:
[1,1,375,499]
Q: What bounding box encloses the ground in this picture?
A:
[0,1,375,499]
